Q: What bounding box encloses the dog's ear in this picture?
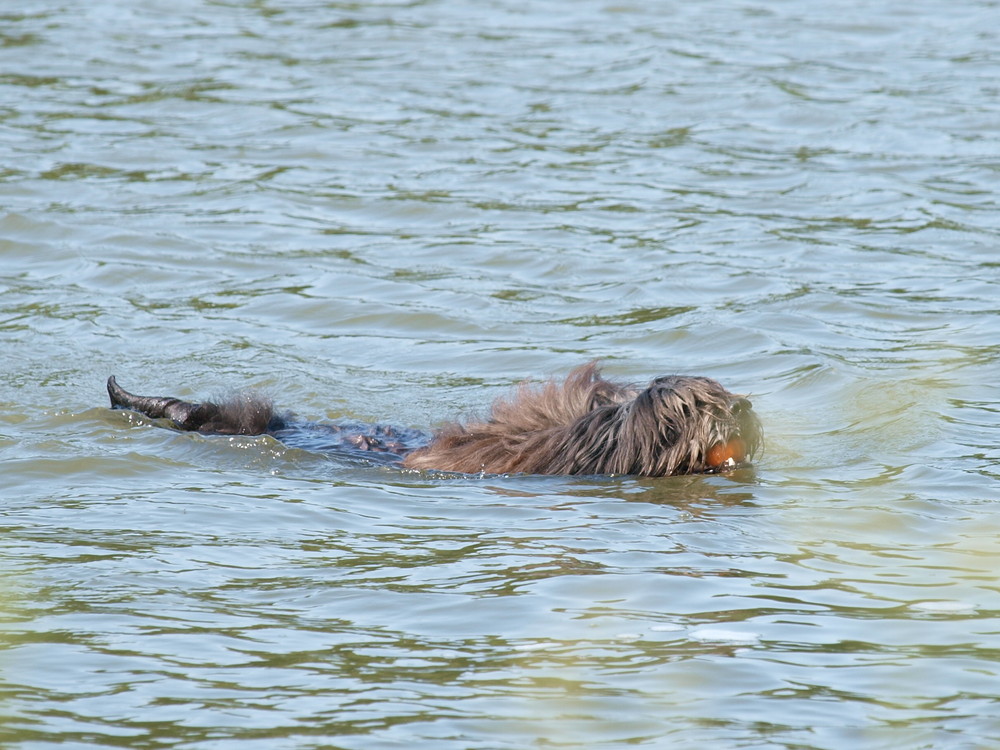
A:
[603,390,673,475]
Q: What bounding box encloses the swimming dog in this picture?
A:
[107,363,761,476]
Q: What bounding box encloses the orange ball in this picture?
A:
[707,439,746,467]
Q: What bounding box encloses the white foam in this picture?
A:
[512,642,551,652]
[615,632,642,641]
[689,628,761,645]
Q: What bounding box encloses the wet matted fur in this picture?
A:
[107,363,761,477]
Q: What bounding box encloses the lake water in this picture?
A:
[2,1,999,747]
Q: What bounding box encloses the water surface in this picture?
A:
[2,1,999,748]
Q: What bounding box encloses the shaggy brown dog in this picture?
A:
[107,363,761,477]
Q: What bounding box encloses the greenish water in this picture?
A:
[2,1,999,748]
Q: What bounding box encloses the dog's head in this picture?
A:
[614,375,761,476]
[559,373,761,476]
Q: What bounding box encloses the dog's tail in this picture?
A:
[107,376,275,435]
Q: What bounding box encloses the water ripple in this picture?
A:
[2,1,999,748]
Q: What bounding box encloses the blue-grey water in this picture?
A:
[2,1,999,748]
